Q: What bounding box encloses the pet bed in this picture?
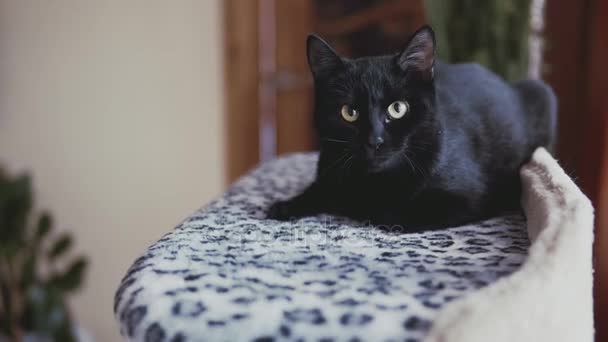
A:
[114,148,594,341]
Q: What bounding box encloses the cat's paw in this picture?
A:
[266,200,298,221]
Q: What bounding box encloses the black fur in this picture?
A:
[267,26,557,231]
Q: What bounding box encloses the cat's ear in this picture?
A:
[307,34,343,79]
[396,25,436,79]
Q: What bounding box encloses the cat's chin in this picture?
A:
[366,159,394,174]
[366,166,385,174]
[366,154,408,174]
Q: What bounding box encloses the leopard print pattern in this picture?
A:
[115,153,529,342]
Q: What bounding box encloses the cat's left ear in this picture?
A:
[396,25,436,80]
[307,34,344,79]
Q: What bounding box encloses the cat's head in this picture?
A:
[308,26,439,175]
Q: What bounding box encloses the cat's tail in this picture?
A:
[513,79,558,153]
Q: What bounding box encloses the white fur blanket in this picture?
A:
[114,148,594,341]
[426,148,594,341]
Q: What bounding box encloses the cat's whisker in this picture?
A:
[396,149,419,176]
[403,155,417,175]
[410,144,434,153]
[321,138,349,144]
[319,151,350,180]
[336,154,353,185]
[342,155,354,182]
[404,149,428,180]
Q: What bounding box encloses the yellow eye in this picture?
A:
[340,105,359,122]
[387,100,409,119]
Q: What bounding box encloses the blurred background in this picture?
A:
[0,0,605,341]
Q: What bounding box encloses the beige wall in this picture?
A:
[0,1,225,340]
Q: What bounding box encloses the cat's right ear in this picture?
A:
[396,25,436,80]
[307,34,343,79]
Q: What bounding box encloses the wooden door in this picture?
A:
[224,0,316,182]
[585,0,608,337]
[545,0,608,338]
[224,0,260,182]
[273,0,316,156]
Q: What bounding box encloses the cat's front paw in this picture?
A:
[267,200,299,220]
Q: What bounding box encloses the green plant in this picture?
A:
[0,167,88,341]
[425,0,531,81]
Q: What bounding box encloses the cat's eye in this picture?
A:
[387,101,409,120]
[340,105,359,122]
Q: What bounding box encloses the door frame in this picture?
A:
[545,0,608,337]
[223,0,261,183]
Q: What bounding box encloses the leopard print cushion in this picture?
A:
[114,153,529,342]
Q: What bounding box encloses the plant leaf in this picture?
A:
[49,257,88,292]
[48,235,72,260]
[21,284,75,340]
[20,251,38,289]
[0,174,32,254]
[36,213,52,240]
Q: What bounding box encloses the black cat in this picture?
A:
[267,25,557,231]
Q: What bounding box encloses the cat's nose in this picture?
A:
[368,136,384,150]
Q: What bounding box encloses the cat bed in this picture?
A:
[114,148,594,342]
